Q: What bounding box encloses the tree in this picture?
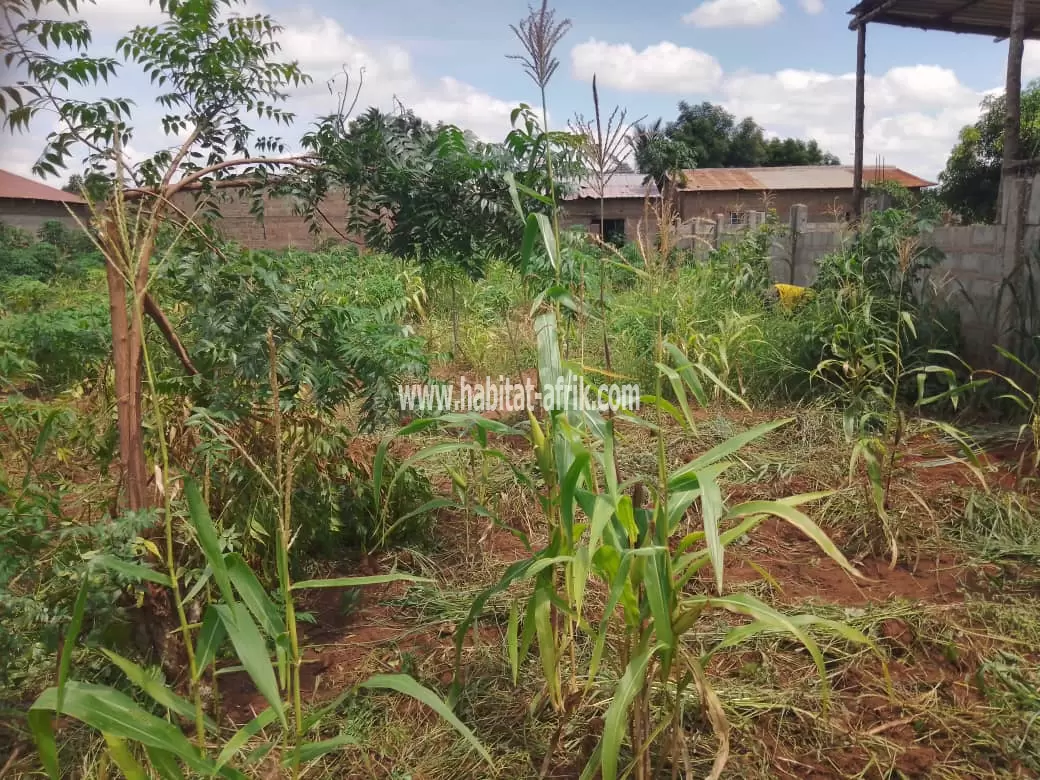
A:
[939,81,1040,223]
[295,102,562,275]
[2,0,311,510]
[633,101,839,180]
[631,118,696,190]
[63,171,111,201]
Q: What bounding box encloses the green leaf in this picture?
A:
[283,734,357,765]
[57,575,89,716]
[291,573,430,591]
[186,479,235,606]
[30,682,214,773]
[194,606,225,679]
[104,733,148,780]
[216,708,278,770]
[91,555,173,587]
[101,650,215,731]
[28,706,59,780]
[507,599,521,685]
[226,553,285,638]
[725,499,864,580]
[360,674,492,766]
[697,468,726,594]
[587,552,632,683]
[643,549,675,671]
[656,362,699,432]
[144,746,185,780]
[673,419,791,480]
[694,593,829,703]
[597,642,663,780]
[533,576,560,708]
[214,604,286,727]
[534,212,558,271]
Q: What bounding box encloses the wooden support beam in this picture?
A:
[862,16,1036,39]
[931,0,984,25]
[849,0,898,29]
[853,22,867,220]
[1000,0,1027,222]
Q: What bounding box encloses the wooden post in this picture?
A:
[852,22,867,220]
[1000,0,1027,222]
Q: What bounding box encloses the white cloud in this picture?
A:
[1024,41,1040,81]
[0,139,43,179]
[722,64,985,177]
[799,0,825,14]
[75,0,165,32]
[683,0,783,28]
[571,40,722,93]
[572,33,986,177]
[277,10,522,140]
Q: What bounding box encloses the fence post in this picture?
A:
[788,204,808,285]
[713,213,725,249]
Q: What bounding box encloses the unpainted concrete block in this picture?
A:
[1028,180,1040,226]
[969,277,997,300]
[789,204,808,234]
[971,224,998,249]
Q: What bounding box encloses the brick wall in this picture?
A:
[0,199,89,235]
[679,189,853,223]
[171,190,357,250]
[561,198,660,243]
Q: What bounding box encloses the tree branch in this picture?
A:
[143,293,199,377]
[166,154,319,197]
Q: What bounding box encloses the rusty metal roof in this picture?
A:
[0,169,86,203]
[860,165,934,188]
[676,165,933,191]
[562,173,661,200]
[848,0,1040,39]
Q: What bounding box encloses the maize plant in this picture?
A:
[455,309,877,780]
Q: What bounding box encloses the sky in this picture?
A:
[5,0,1040,182]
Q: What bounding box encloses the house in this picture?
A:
[672,165,933,224]
[0,169,88,233]
[560,173,661,244]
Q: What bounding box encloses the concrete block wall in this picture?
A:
[768,177,1040,365]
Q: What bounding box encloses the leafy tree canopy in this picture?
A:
[632,101,840,186]
[293,101,585,274]
[939,80,1040,223]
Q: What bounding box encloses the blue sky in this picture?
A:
[5,0,1039,181]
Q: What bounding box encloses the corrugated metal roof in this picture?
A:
[676,165,933,191]
[562,173,661,200]
[848,0,1040,40]
[0,169,86,203]
[860,165,934,188]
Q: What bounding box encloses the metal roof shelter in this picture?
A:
[562,173,661,200]
[847,0,1039,219]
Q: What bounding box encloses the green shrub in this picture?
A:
[0,240,61,280]
[161,245,427,427]
[0,398,146,697]
[0,298,110,389]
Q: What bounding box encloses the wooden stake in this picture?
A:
[1000,0,1027,221]
[853,22,867,220]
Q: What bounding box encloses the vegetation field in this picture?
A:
[2,1,1039,779]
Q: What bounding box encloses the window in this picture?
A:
[593,218,626,246]
[729,211,746,226]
